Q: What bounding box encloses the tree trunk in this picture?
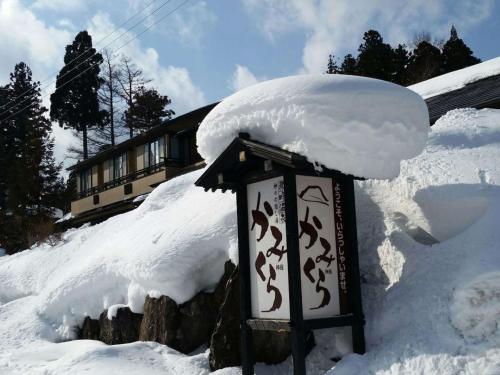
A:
[83,124,88,159]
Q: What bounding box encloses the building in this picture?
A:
[65,103,217,226]
[410,57,500,123]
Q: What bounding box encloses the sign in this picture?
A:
[296,175,350,318]
[247,176,290,319]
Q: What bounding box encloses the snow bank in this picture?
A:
[0,169,237,340]
[2,108,500,374]
[409,57,500,99]
[197,74,429,179]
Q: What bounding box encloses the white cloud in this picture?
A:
[87,12,206,114]
[230,64,265,92]
[243,0,494,73]
[172,1,217,46]
[31,0,87,13]
[0,0,75,167]
[125,0,216,47]
[0,0,72,79]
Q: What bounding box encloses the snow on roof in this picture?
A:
[197,74,429,180]
[409,57,500,99]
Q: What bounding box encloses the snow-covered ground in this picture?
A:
[409,57,500,99]
[1,108,500,374]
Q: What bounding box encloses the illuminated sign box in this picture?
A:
[196,133,365,375]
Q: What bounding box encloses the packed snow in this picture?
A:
[197,74,429,179]
[1,107,500,374]
[409,56,500,99]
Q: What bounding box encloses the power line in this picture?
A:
[0,0,174,116]
[0,0,159,112]
[0,0,191,123]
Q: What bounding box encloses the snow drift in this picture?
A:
[197,74,429,179]
[1,108,500,374]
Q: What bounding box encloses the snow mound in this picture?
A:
[0,169,237,340]
[410,57,500,99]
[197,74,429,179]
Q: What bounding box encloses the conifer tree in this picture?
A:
[339,54,358,74]
[50,31,105,160]
[0,85,10,212]
[124,86,174,133]
[356,30,395,82]
[406,41,443,85]
[326,54,339,74]
[392,44,410,85]
[441,26,481,74]
[0,63,64,253]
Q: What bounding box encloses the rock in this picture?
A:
[209,264,241,370]
[99,307,143,345]
[79,317,100,340]
[139,260,237,354]
[213,260,237,307]
[177,292,218,353]
[139,295,180,346]
[209,265,309,371]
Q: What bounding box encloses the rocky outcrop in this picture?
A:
[79,317,100,340]
[77,260,307,371]
[209,264,241,370]
[99,307,143,345]
[139,295,180,345]
[139,260,237,354]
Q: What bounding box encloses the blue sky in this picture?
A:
[0,0,499,162]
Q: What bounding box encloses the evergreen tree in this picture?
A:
[0,85,10,212]
[124,86,174,133]
[339,54,358,74]
[0,63,63,253]
[392,44,410,85]
[356,30,395,82]
[406,41,443,85]
[441,26,481,74]
[326,54,339,74]
[50,31,105,160]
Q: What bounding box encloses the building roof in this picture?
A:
[68,103,218,172]
[409,57,500,124]
[424,74,500,123]
[409,57,500,99]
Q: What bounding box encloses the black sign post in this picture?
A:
[196,133,365,374]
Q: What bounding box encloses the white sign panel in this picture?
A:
[296,175,340,319]
[247,176,290,319]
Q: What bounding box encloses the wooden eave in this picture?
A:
[67,102,218,172]
[195,135,359,192]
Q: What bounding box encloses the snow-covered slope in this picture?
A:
[1,108,500,374]
[409,57,500,99]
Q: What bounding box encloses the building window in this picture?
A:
[144,137,165,168]
[114,152,128,179]
[80,168,91,192]
[108,159,114,181]
[170,136,181,161]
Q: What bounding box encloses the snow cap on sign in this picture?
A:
[197,74,430,179]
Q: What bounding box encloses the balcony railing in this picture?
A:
[78,158,184,199]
